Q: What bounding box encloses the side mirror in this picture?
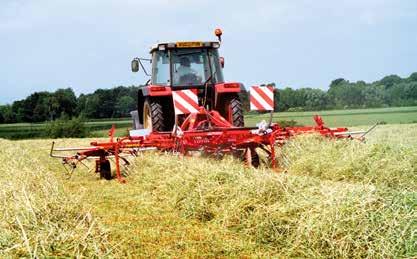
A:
[219,57,225,68]
[131,59,139,72]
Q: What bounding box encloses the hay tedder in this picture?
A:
[50,29,374,182]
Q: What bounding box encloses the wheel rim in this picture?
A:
[143,103,152,130]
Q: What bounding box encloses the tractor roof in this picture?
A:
[150,41,220,53]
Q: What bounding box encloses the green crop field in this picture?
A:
[0,123,416,257]
[0,106,416,140]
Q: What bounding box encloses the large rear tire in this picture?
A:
[143,98,165,132]
[222,95,244,127]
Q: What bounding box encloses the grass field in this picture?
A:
[0,106,416,139]
[0,120,132,139]
[246,106,417,127]
[0,123,416,257]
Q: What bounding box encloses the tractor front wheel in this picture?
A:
[223,96,244,127]
[143,98,165,132]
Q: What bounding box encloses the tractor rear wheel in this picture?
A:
[223,96,244,127]
[143,98,165,132]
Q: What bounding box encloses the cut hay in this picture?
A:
[0,139,112,257]
[125,128,417,257]
[0,124,416,257]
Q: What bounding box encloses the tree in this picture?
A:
[1,105,16,123]
[276,87,295,111]
[115,96,136,117]
[51,88,77,118]
[379,75,402,88]
[409,72,417,82]
[363,84,385,107]
[83,94,101,118]
[304,88,328,110]
[328,80,366,108]
[0,108,4,123]
[329,78,348,88]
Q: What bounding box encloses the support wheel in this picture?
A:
[99,160,112,180]
[243,148,260,168]
[143,98,165,132]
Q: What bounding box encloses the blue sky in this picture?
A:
[1,0,416,104]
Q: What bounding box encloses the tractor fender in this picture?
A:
[214,82,243,107]
[141,85,172,97]
[214,82,242,94]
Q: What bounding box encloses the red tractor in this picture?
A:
[131,29,244,131]
[51,30,371,182]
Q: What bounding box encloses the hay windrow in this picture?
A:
[127,126,417,257]
[0,139,111,258]
[280,134,417,190]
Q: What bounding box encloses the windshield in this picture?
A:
[151,48,224,87]
[172,49,209,86]
[152,51,170,85]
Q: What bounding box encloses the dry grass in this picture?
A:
[0,124,416,257]
[131,153,416,258]
[0,139,112,257]
[279,135,417,190]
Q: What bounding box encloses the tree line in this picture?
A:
[1,73,417,123]
[0,86,138,123]
[240,73,417,112]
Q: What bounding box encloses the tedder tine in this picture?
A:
[61,162,77,179]
[78,160,90,170]
[360,122,379,139]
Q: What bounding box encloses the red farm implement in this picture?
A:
[50,106,373,183]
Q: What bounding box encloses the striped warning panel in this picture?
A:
[172,90,199,115]
[250,85,274,111]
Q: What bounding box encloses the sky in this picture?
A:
[1,0,417,104]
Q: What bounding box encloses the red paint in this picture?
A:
[146,85,172,96]
[215,83,241,93]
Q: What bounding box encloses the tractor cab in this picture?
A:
[132,29,244,132]
[150,42,224,88]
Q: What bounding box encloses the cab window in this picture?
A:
[152,51,170,85]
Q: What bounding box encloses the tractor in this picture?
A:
[131,29,244,131]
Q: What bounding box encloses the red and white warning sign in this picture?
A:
[250,85,274,111]
[172,90,199,115]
